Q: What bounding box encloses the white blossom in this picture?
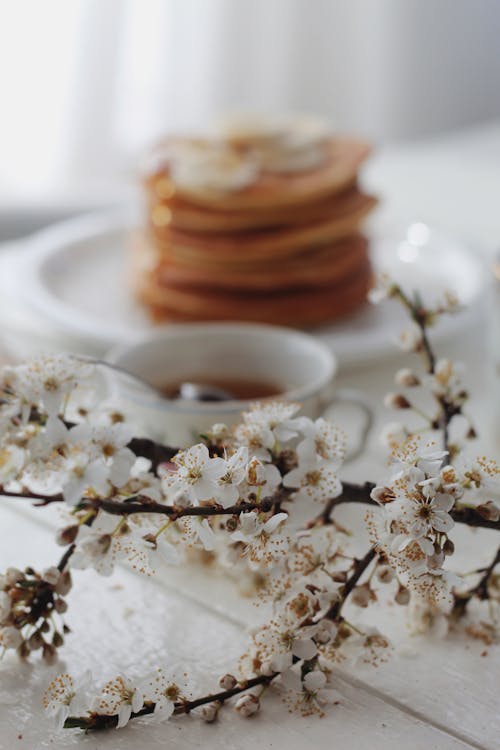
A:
[169,444,226,503]
[379,422,407,450]
[7,355,93,417]
[69,422,136,487]
[231,511,289,563]
[214,446,248,507]
[63,457,110,507]
[179,516,216,551]
[234,692,260,717]
[43,671,93,730]
[92,674,144,729]
[295,417,345,465]
[145,668,183,722]
[281,667,341,710]
[283,459,342,503]
[70,515,124,576]
[0,445,25,484]
[252,617,317,672]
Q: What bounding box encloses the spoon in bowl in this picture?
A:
[73,356,235,402]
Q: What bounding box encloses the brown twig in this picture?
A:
[127,437,178,472]
[325,547,377,621]
[393,287,464,455]
[2,482,498,531]
[309,482,377,526]
[64,673,276,730]
[91,496,278,520]
[452,545,500,617]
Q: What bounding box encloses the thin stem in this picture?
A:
[310,482,377,526]
[326,547,377,621]
[453,545,500,617]
[92,496,278,520]
[64,674,276,730]
[57,544,76,573]
[2,482,498,531]
[394,286,462,455]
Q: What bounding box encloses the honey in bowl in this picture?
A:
[161,377,283,402]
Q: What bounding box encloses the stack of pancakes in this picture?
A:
[134,118,377,327]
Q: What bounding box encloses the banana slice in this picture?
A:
[220,115,331,174]
[218,115,288,147]
[168,140,259,194]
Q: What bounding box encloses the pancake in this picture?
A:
[148,185,376,237]
[145,137,372,211]
[147,195,377,264]
[134,265,372,328]
[146,181,367,234]
[133,232,369,291]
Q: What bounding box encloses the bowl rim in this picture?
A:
[105,322,337,414]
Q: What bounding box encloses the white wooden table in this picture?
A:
[1,123,500,749]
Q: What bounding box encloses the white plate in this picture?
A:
[13,210,486,365]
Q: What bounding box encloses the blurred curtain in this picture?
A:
[1,0,499,199]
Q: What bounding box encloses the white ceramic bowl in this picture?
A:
[106,323,337,445]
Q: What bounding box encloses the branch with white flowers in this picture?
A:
[0,280,499,736]
[375,280,472,456]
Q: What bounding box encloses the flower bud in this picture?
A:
[476,501,500,522]
[394,369,420,387]
[219,673,237,690]
[55,524,79,546]
[384,393,411,410]
[28,631,44,651]
[442,538,455,556]
[434,358,453,384]
[235,693,260,717]
[200,701,221,723]
[225,516,239,532]
[427,547,445,570]
[55,571,72,596]
[376,565,395,584]
[395,585,410,605]
[246,458,266,486]
[54,598,68,614]
[207,424,230,442]
[337,622,352,640]
[351,583,373,608]
[330,571,348,583]
[52,631,64,648]
[259,660,275,676]
[42,567,60,586]
[5,568,23,586]
[314,620,337,645]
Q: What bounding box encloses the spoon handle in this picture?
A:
[71,355,165,400]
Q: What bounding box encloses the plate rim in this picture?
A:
[17,209,487,362]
